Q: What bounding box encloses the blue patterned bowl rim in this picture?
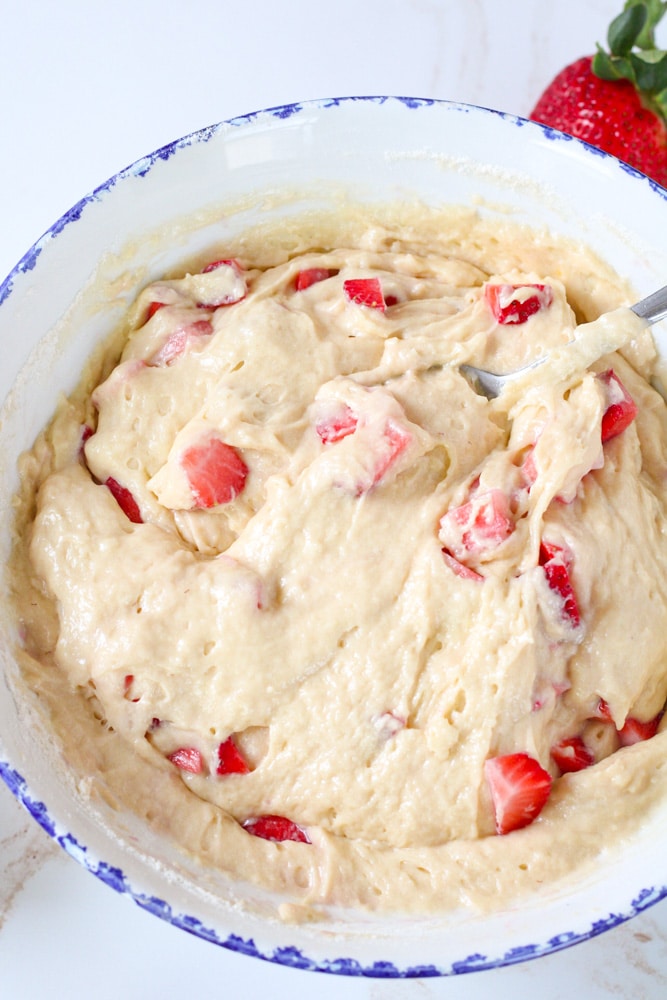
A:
[1,95,666,977]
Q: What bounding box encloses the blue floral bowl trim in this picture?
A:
[1,95,666,976]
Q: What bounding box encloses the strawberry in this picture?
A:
[180,434,248,508]
[216,736,250,775]
[242,815,311,844]
[593,697,615,722]
[123,674,141,703]
[295,267,338,290]
[315,404,359,444]
[146,300,166,321]
[597,369,638,443]
[618,713,662,745]
[168,747,205,774]
[591,698,662,744]
[149,319,214,367]
[196,258,247,308]
[364,419,411,490]
[441,550,484,581]
[105,476,143,524]
[539,540,581,628]
[439,488,515,562]
[530,1,667,186]
[550,735,595,773]
[484,752,552,834]
[484,283,553,325]
[343,277,386,311]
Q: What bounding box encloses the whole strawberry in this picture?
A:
[530,0,667,187]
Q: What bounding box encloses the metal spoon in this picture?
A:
[459,283,667,399]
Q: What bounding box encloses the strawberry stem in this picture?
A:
[593,1,667,121]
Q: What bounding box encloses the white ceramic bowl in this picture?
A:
[1,96,667,978]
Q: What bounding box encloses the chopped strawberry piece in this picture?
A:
[315,405,359,444]
[242,815,310,844]
[591,699,661,745]
[539,540,580,628]
[80,423,94,447]
[146,300,166,321]
[618,714,662,747]
[376,710,406,739]
[484,752,552,835]
[484,283,553,325]
[201,257,243,275]
[295,267,337,291]
[597,369,638,444]
[168,747,204,774]
[216,736,250,775]
[439,488,514,559]
[343,277,386,311]
[519,446,538,490]
[593,697,614,722]
[149,319,214,367]
[181,435,248,508]
[197,258,246,307]
[79,423,94,460]
[364,419,411,490]
[105,477,143,524]
[550,736,595,773]
[441,549,484,581]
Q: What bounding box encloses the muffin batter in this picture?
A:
[11,204,667,917]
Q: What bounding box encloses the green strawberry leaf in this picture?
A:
[653,84,667,118]
[593,48,633,81]
[608,3,648,56]
[632,0,667,48]
[630,49,667,92]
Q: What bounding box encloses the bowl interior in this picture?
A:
[1,96,667,976]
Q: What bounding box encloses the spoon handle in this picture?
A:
[630,283,667,325]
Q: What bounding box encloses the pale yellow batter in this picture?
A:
[11,204,667,918]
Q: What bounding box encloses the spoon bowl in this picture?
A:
[460,282,667,398]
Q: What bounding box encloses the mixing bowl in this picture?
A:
[1,96,667,977]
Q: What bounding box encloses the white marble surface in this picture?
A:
[1,1,666,996]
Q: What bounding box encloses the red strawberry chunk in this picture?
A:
[123,674,141,703]
[593,699,661,746]
[315,404,359,444]
[484,283,553,325]
[216,736,250,775]
[295,267,337,291]
[181,435,248,508]
[202,257,243,274]
[197,258,246,307]
[597,369,638,444]
[146,300,166,321]
[519,445,538,490]
[79,423,95,460]
[539,540,580,628]
[441,549,484,581]
[440,488,514,559]
[105,477,143,523]
[242,815,310,844]
[168,747,204,774]
[484,752,552,834]
[591,697,614,722]
[550,736,595,773]
[343,277,386,311]
[618,714,662,747]
[365,419,411,489]
[149,319,214,367]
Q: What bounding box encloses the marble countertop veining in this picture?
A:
[1,1,667,997]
